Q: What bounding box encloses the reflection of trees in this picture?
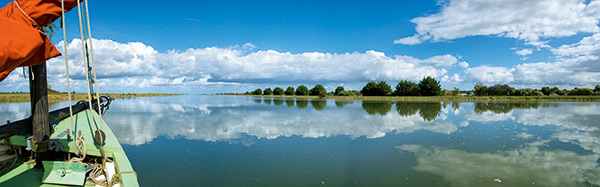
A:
[451,101,460,111]
[419,102,442,121]
[296,100,308,109]
[335,100,354,108]
[310,99,327,111]
[395,102,442,121]
[474,102,543,114]
[396,102,419,117]
[273,99,284,106]
[362,101,393,116]
[285,99,294,107]
[263,98,272,105]
[253,98,262,104]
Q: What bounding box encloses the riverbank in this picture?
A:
[233,94,600,102]
[0,93,183,103]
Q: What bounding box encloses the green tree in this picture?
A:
[273,87,284,95]
[569,88,593,96]
[361,81,378,96]
[310,84,326,96]
[263,88,273,95]
[418,76,442,96]
[541,86,551,96]
[488,84,515,96]
[295,85,309,96]
[251,88,262,95]
[474,83,488,96]
[362,81,392,96]
[285,86,295,95]
[335,86,345,96]
[394,80,419,96]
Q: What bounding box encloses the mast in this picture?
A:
[29,62,50,169]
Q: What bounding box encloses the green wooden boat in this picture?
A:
[1,0,138,185]
[0,101,139,186]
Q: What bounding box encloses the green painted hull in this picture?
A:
[0,109,139,186]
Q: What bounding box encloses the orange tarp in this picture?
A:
[0,0,80,82]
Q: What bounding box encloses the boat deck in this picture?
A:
[0,109,138,186]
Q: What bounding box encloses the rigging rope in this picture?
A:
[83,0,103,131]
[60,0,75,148]
[75,0,96,133]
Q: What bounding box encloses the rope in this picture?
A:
[83,0,103,131]
[0,140,19,175]
[69,131,86,162]
[108,171,137,187]
[60,0,75,148]
[89,163,108,186]
[13,1,38,26]
[75,0,96,131]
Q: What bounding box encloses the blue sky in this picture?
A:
[2,0,600,93]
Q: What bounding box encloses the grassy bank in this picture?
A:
[0,93,183,103]
[235,94,600,102]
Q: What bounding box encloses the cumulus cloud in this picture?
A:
[465,33,600,86]
[513,48,533,56]
[398,144,600,186]
[464,66,514,84]
[104,99,460,145]
[395,0,600,47]
[0,38,465,93]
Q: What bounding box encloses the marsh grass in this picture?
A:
[0,93,182,103]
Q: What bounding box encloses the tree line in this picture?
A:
[246,76,600,97]
[474,84,600,96]
[246,76,444,97]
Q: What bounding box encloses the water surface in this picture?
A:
[1,95,599,186]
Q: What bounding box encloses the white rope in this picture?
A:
[13,1,38,26]
[60,0,75,147]
[83,0,103,131]
[75,0,96,130]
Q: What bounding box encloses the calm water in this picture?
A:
[1,95,600,186]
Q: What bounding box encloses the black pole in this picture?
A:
[29,63,50,169]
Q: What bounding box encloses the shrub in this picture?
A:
[263,88,273,95]
[362,81,392,96]
[569,88,593,96]
[310,84,327,96]
[295,85,309,96]
[251,89,262,95]
[335,86,345,96]
[273,87,284,95]
[418,76,442,96]
[394,80,419,96]
[285,86,295,95]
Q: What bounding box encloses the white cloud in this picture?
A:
[514,48,533,56]
[465,34,600,86]
[1,38,463,93]
[464,66,514,84]
[398,144,600,186]
[102,99,460,145]
[396,0,600,46]
[553,33,600,57]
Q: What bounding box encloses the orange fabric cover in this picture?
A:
[0,0,80,82]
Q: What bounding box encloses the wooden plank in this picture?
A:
[113,152,139,187]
